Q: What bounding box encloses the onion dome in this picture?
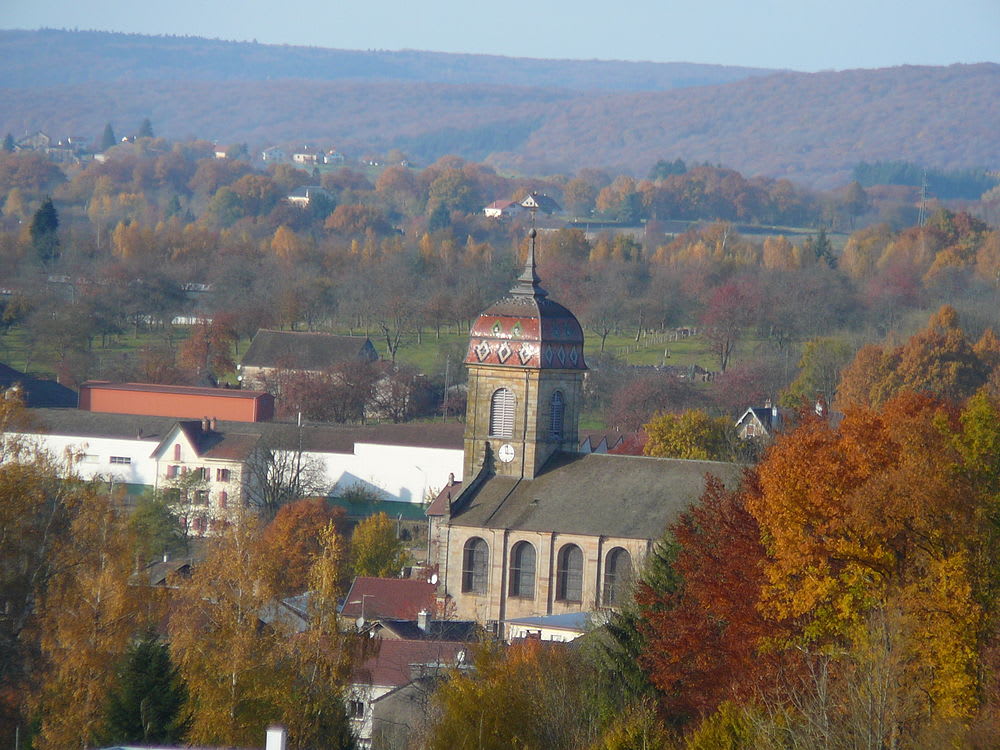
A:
[465,229,586,370]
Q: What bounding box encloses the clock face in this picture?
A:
[498,443,515,463]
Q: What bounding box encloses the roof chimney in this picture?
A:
[210,417,217,431]
[201,416,210,431]
[448,472,455,486]
[417,609,430,633]
[265,726,287,750]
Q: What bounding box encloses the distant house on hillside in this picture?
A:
[261,145,286,162]
[734,401,788,440]
[520,192,562,215]
[287,185,332,207]
[239,329,379,389]
[483,199,524,218]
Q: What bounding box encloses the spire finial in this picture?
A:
[511,220,547,298]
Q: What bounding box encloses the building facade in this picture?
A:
[430,231,743,631]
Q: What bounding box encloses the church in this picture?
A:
[428,229,743,630]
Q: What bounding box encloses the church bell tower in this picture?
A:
[462,229,587,481]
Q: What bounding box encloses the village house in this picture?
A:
[238,329,379,389]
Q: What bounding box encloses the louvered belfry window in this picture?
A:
[489,388,515,438]
[549,390,565,441]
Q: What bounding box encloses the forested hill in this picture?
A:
[1,30,998,187]
[0,29,772,91]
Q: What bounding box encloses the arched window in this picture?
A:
[489,388,515,438]
[549,390,565,441]
[462,537,489,594]
[556,544,583,602]
[508,541,536,599]
[602,547,633,606]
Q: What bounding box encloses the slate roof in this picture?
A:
[0,363,77,408]
[241,330,378,370]
[20,409,463,455]
[450,452,745,540]
[341,577,437,621]
[374,618,479,642]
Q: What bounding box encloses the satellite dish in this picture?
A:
[356,616,365,630]
[429,573,438,585]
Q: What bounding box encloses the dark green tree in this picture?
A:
[138,118,154,139]
[806,226,836,268]
[130,494,187,561]
[649,158,687,180]
[2,133,14,153]
[29,197,59,266]
[101,631,188,745]
[428,201,451,232]
[101,123,117,151]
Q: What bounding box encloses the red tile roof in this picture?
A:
[353,639,467,688]
[341,577,436,621]
[425,478,462,516]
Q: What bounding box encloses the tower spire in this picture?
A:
[511,219,547,299]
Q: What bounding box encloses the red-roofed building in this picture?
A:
[79,381,274,422]
[341,577,437,623]
[349,638,468,747]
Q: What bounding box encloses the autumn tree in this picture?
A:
[427,640,601,750]
[30,484,150,749]
[835,305,991,410]
[750,393,993,723]
[168,519,286,746]
[700,279,760,373]
[643,409,735,461]
[261,499,349,595]
[350,512,408,578]
[639,474,781,725]
[781,336,854,408]
[243,437,329,520]
[177,318,237,385]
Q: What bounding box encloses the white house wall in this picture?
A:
[306,442,463,504]
[8,432,159,486]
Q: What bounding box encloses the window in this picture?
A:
[349,699,365,719]
[197,467,209,481]
[602,547,633,606]
[173,444,181,461]
[549,390,565,441]
[166,465,179,479]
[556,544,583,602]
[489,388,514,438]
[462,538,489,594]
[216,468,231,482]
[508,541,536,599]
[219,491,228,509]
[194,490,209,506]
[110,456,131,465]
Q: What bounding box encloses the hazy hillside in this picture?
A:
[0,29,772,91]
[1,30,997,187]
[490,64,1000,187]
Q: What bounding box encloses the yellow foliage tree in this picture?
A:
[643,409,734,461]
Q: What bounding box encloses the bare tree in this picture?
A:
[243,435,328,520]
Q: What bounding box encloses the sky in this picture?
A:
[4,0,998,72]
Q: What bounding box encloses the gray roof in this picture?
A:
[450,452,744,540]
[241,330,378,370]
[0,363,77,408]
[22,408,463,455]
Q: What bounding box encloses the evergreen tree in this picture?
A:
[810,226,836,268]
[2,133,14,152]
[138,118,154,139]
[101,122,117,150]
[29,197,59,266]
[102,631,188,745]
[428,201,451,232]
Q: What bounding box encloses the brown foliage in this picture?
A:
[262,499,348,595]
